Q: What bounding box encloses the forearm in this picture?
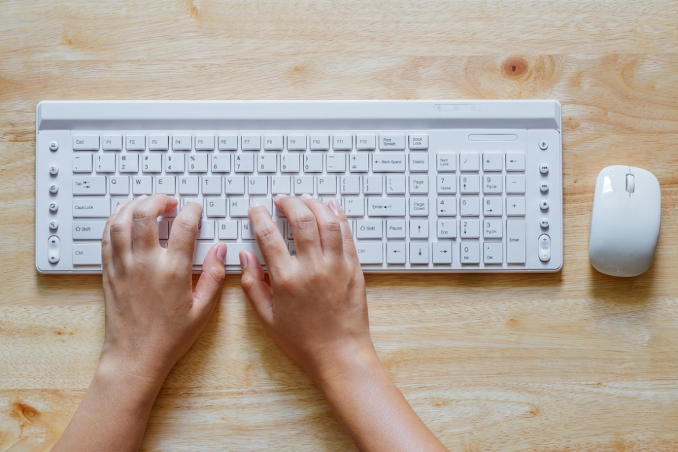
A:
[52,358,163,452]
[315,345,448,452]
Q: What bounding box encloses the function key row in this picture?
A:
[73,134,430,152]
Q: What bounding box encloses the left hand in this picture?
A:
[99,194,227,384]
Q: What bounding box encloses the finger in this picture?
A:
[108,196,147,268]
[101,204,120,274]
[167,201,203,269]
[132,194,178,254]
[274,195,322,260]
[193,242,227,315]
[248,200,291,276]
[300,195,343,258]
[240,250,274,326]
[328,198,359,265]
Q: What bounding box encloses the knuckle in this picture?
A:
[291,212,316,230]
[109,222,126,239]
[255,224,279,244]
[320,218,341,234]
[132,205,154,222]
[208,265,226,286]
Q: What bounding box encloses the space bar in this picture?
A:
[193,242,264,266]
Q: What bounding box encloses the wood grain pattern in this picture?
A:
[1,0,678,450]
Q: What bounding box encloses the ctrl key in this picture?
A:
[73,243,102,265]
[355,242,382,264]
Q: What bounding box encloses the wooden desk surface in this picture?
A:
[1,1,677,450]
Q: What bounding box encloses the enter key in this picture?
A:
[506,220,526,264]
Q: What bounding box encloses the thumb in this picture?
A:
[193,242,227,312]
[240,250,274,326]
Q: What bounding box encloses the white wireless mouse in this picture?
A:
[589,165,661,277]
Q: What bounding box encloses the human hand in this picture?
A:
[99,194,227,385]
[239,194,375,382]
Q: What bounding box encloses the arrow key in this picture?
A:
[432,242,452,264]
[409,242,429,264]
[409,220,429,239]
[386,242,406,264]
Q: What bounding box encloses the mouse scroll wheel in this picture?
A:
[626,174,635,193]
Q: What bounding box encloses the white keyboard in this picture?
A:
[35,101,562,273]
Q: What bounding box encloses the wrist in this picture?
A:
[310,338,382,391]
[96,349,168,397]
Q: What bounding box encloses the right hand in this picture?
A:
[239,194,375,381]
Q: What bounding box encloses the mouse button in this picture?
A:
[626,174,635,193]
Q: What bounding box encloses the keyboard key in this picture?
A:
[287,135,306,151]
[506,153,526,171]
[506,175,526,194]
[436,197,456,217]
[386,242,406,264]
[409,154,429,172]
[158,220,169,240]
[126,135,146,151]
[73,197,110,218]
[303,154,323,172]
[188,154,208,172]
[410,220,428,239]
[155,177,175,195]
[436,175,456,194]
[437,220,457,239]
[132,176,152,195]
[326,154,346,172]
[142,154,162,173]
[73,135,99,151]
[272,176,291,194]
[368,198,405,216]
[483,175,503,194]
[409,176,429,194]
[229,198,249,217]
[483,196,502,216]
[386,220,406,239]
[110,176,130,195]
[386,175,406,195]
[373,153,406,172]
[234,154,254,173]
[460,242,480,264]
[432,242,452,264]
[379,135,405,150]
[225,176,245,195]
[460,197,480,216]
[460,219,480,238]
[195,135,215,151]
[281,154,300,173]
[248,176,268,195]
[149,135,169,151]
[356,220,382,239]
[341,176,361,195]
[218,135,238,151]
[206,198,227,217]
[409,134,428,150]
[506,220,526,263]
[310,135,329,151]
[73,243,102,265]
[241,221,255,240]
[483,219,503,238]
[355,242,382,264]
[484,242,503,264]
[317,176,337,195]
[241,135,261,151]
[356,135,376,151]
[178,176,199,195]
[73,176,106,195]
[165,154,184,172]
[459,153,479,171]
[409,198,429,216]
[218,220,238,239]
[202,177,222,195]
[264,135,283,151]
[193,242,263,266]
[506,196,526,216]
[119,154,139,173]
[72,220,106,240]
[333,135,353,151]
[293,176,314,194]
[197,219,215,239]
[459,175,479,194]
[258,154,277,172]
[410,242,429,264]
[363,176,383,195]
[102,135,122,151]
[211,154,231,172]
[349,154,369,172]
[483,153,503,171]
[111,198,133,211]
[345,198,365,217]
[73,154,93,173]
[436,153,457,172]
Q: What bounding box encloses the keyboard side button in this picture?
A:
[48,236,60,264]
[506,220,526,264]
[432,242,452,264]
[355,242,382,264]
[386,242,406,264]
[409,242,429,264]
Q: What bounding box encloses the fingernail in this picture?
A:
[300,193,313,200]
[138,195,148,200]
[328,198,343,213]
[113,204,122,214]
[274,194,287,201]
[249,201,262,209]
[239,252,248,269]
[216,243,227,264]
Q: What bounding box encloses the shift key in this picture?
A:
[367,198,406,216]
